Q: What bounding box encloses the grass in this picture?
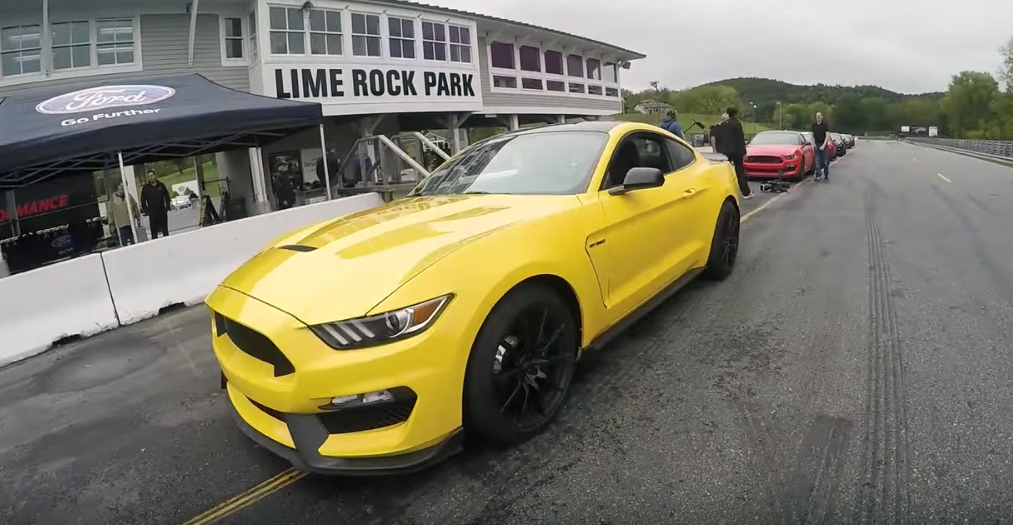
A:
[150,161,224,198]
[614,112,774,137]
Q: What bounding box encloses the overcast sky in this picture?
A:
[432,0,1013,94]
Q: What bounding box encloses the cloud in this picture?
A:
[430,0,1013,94]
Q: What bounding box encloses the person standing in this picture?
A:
[140,170,171,238]
[110,183,140,246]
[659,109,685,140]
[811,112,831,180]
[716,108,754,199]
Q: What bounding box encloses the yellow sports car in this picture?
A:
[207,121,741,475]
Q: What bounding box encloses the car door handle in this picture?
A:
[683,188,696,195]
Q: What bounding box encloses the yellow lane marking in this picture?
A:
[179,469,307,525]
[741,179,810,223]
[938,173,952,183]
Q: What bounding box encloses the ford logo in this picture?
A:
[51,234,73,249]
[36,85,176,115]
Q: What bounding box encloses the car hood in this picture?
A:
[218,194,579,325]
[746,144,799,155]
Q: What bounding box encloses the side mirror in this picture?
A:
[804,141,812,146]
[609,167,665,195]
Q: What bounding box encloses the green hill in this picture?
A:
[697,77,945,107]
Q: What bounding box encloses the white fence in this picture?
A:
[0,192,385,367]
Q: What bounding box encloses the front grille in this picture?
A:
[746,155,782,164]
[318,392,418,434]
[215,312,295,377]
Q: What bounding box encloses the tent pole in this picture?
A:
[319,123,332,201]
[118,152,140,245]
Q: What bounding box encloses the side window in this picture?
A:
[664,138,696,171]
[602,133,674,190]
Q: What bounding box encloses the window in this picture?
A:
[493,75,516,88]
[489,41,514,69]
[522,78,542,90]
[448,25,470,63]
[1,25,42,77]
[603,62,617,83]
[351,13,380,57]
[588,85,602,95]
[412,132,608,196]
[310,9,342,55]
[223,18,244,59]
[566,54,583,77]
[568,82,584,94]
[387,16,413,59]
[544,50,563,75]
[51,21,91,70]
[248,12,259,62]
[666,138,696,170]
[269,7,304,54]
[547,80,565,92]
[96,19,134,66]
[421,21,446,61]
[586,58,600,80]
[604,134,674,190]
[519,45,540,72]
[605,87,619,97]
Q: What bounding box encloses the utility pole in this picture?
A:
[776,101,782,129]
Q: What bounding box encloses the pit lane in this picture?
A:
[6,141,1013,524]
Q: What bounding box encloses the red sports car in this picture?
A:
[743,131,814,182]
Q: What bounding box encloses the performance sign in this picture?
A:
[269,65,482,111]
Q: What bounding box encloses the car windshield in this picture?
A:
[410,131,607,196]
[749,132,799,145]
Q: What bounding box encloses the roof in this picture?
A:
[365,0,646,61]
[0,74,322,187]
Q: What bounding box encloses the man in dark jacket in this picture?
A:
[658,109,685,140]
[140,170,171,238]
[315,147,342,188]
[716,108,754,199]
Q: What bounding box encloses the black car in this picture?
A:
[829,132,846,157]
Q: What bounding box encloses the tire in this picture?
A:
[703,200,740,281]
[463,285,579,447]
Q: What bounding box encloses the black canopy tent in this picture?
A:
[0,73,332,248]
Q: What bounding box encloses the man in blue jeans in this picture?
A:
[811,112,831,180]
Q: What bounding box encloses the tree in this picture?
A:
[859,97,891,132]
[833,95,864,132]
[944,71,1001,137]
[999,36,1013,93]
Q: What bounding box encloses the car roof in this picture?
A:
[505,120,624,137]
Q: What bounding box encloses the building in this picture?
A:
[0,0,644,274]
[634,100,672,115]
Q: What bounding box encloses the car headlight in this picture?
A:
[309,294,453,350]
[783,154,797,160]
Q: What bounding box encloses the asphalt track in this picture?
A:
[5,140,1013,524]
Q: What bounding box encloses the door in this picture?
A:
[594,131,703,316]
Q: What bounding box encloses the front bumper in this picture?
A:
[207,285,469,475]
[228,381,464,476]
[743,160,802,178]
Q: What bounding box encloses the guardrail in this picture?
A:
[0,192,386,368]
[906,137,1013,158]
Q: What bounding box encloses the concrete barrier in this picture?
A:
[101,193,385,325]
[0,253,119,367]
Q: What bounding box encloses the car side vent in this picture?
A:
[279,244,316,252]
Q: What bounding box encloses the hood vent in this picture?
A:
[279,244,316,252]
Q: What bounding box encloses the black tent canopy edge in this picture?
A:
[0,74,323,188]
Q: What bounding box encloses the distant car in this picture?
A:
[743,130,814,182]
[171,195,192,210]
[828,133,846,158]
[840,134,855,149]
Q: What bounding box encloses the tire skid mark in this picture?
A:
[862,189,912,524]
[784,414,853,525]
[737,400,787,524]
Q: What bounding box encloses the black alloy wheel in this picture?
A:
[464,286,578,446]
[703,201,740,281]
